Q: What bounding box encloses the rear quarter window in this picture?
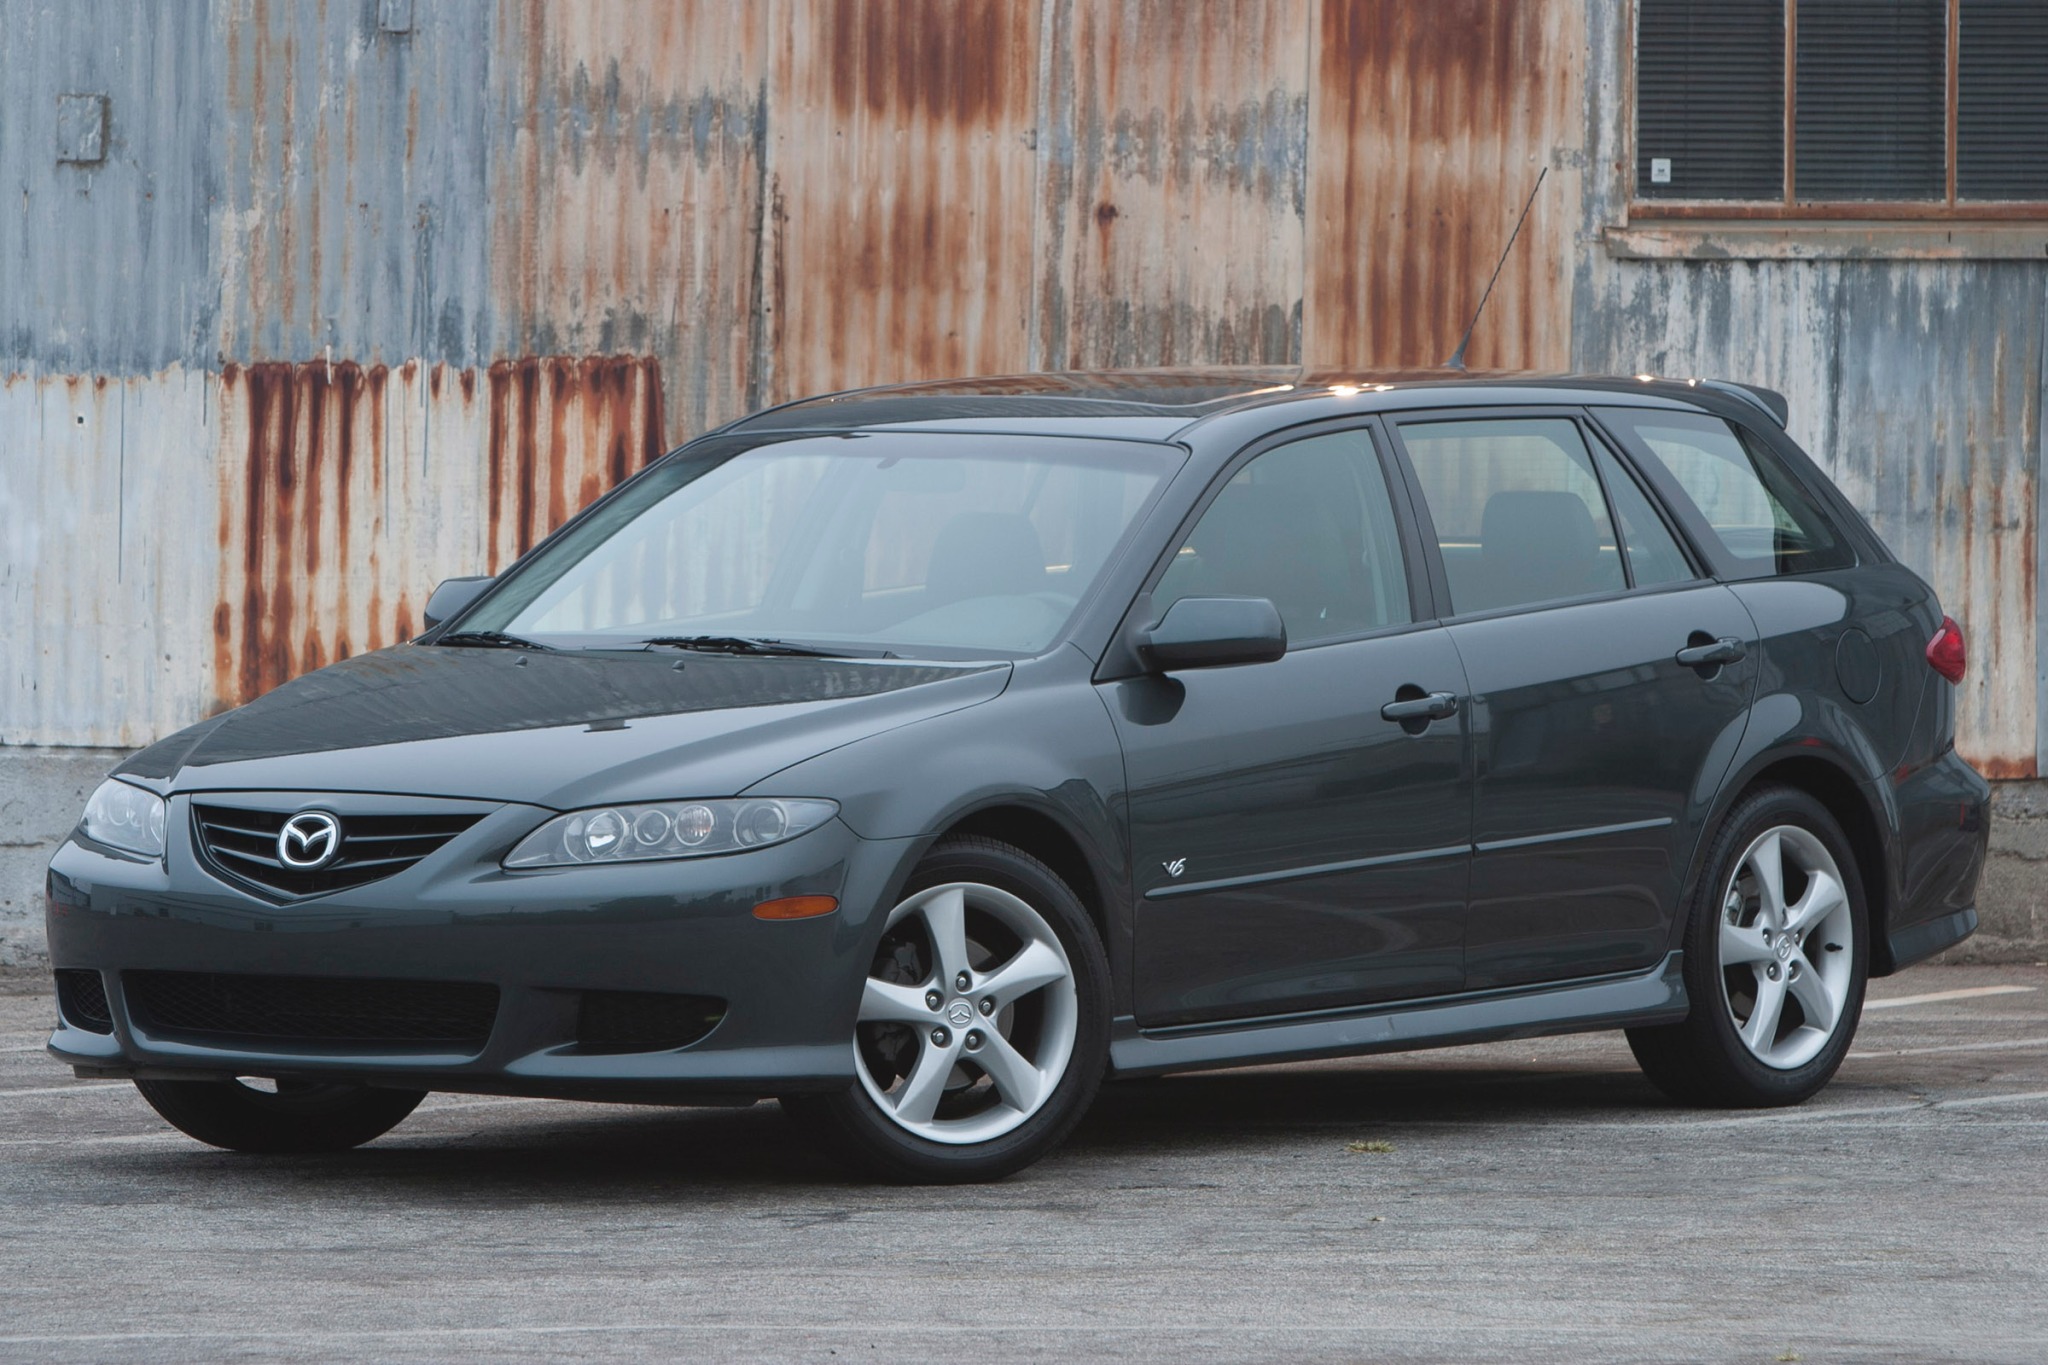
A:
[1595,409,1855,578]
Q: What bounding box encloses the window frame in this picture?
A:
[1381,406,1713,625]
[1628,0,2048,222]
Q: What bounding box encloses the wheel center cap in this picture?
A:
[945,999,975,1029]
[1775,937,1795,962]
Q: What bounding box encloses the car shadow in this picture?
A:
[82,1055,1675,1197]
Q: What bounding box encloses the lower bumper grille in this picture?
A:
[576,990,726,1053]
[54,969,113,1033]
[124,971,499,1051]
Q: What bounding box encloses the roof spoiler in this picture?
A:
[1696,379,1788,428]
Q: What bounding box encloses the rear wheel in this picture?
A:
[782,836,1109,1182]
[135,1076,426,1153]
[1628,785,1868,1106]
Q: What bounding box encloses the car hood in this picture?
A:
[118,645,1011,808]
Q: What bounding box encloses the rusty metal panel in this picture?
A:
[486,0,767,438]
[1036,0,1309,369]
[218,0,496,365]
[0,369,219,747]
[762,0,1042,401]
[211,356,665,712]
[0,2,218,371]
[1303,0,1580,371]
[1827,267,2041,776]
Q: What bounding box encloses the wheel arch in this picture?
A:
[934,801,1114,947]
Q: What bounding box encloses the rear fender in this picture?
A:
[1675,692,1902,968]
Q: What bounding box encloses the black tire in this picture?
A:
[782,836,1110,1183]
[1628,784,1870,1107]
[134,1077,426,1153]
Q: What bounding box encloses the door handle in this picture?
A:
[1675,636,1746,669]
[1380,690,1460,723]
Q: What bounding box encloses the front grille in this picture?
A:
[54,969,113,1034]
[576,990,726,1053]
[125,971,499,1050]
[192,803,483,899]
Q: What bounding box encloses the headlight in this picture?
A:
[79,778,168,858]
[503,798,838,868]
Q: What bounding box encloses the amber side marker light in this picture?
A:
[753,895,839,921]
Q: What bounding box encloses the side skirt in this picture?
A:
[1109,951,1689,1078]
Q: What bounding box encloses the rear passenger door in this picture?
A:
[1386,411,1757,989]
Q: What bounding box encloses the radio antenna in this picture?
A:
[1444,166,1547,371]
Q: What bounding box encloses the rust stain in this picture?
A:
[767,0,1038,399]
[1304,0,1576,371]
[830,0,1017,125]
[215,355,666,710]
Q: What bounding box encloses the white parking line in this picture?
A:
[0,1131,184,1148]
[1866,985,2037,1010]
[0,1082,132,1101]
[1853,1036,2048,1058]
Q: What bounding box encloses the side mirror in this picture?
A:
[422,576,494,632]
[1140,597,1286,672]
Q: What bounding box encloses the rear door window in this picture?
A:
[1395,417,1627,616]
[1595,409,1854,577]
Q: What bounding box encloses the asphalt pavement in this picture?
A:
[1,963,2043,1363]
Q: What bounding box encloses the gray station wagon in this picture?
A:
[46,370,1989,1181]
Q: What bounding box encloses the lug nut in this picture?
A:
[955,971,972,992]
[979,997,995,1016]
[965,1030,983,1051]
[930,1026,950,1047]
[926,990,943,1011]
[1766,964,1780,981]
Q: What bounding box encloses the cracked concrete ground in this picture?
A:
[0,964,2042,1362]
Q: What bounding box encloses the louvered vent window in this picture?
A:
[1958,0,2048,200]
[1635,0,2048,213]
[1795,0,1946,201]
[1637,0,1783,200]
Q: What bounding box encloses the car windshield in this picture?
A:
[458,431,1183,659]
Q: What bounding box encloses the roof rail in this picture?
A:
[1695,379,1788,428]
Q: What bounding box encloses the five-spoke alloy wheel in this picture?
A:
[1629,785,1869,1107]
[854,880,1080,1143]
[782,836,1109,1182]
[1714,823,1857,1070]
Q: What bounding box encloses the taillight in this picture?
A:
[1926,615,1966,684]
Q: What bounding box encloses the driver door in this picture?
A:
[1102,425,1472,1027]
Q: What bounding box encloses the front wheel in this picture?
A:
[782,836,1110,1182]
[135,1076,426,1153]
[1628,785,1869,1107]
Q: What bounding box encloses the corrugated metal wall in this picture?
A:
[4,0,2043,775]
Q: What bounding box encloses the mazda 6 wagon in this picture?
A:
[46,370,1989,1181]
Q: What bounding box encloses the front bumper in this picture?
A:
[46,795,913,1102]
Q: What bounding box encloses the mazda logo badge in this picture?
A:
[277,811,343,870]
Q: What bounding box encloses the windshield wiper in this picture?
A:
[434,630,554,652]
[640,635,852,659]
